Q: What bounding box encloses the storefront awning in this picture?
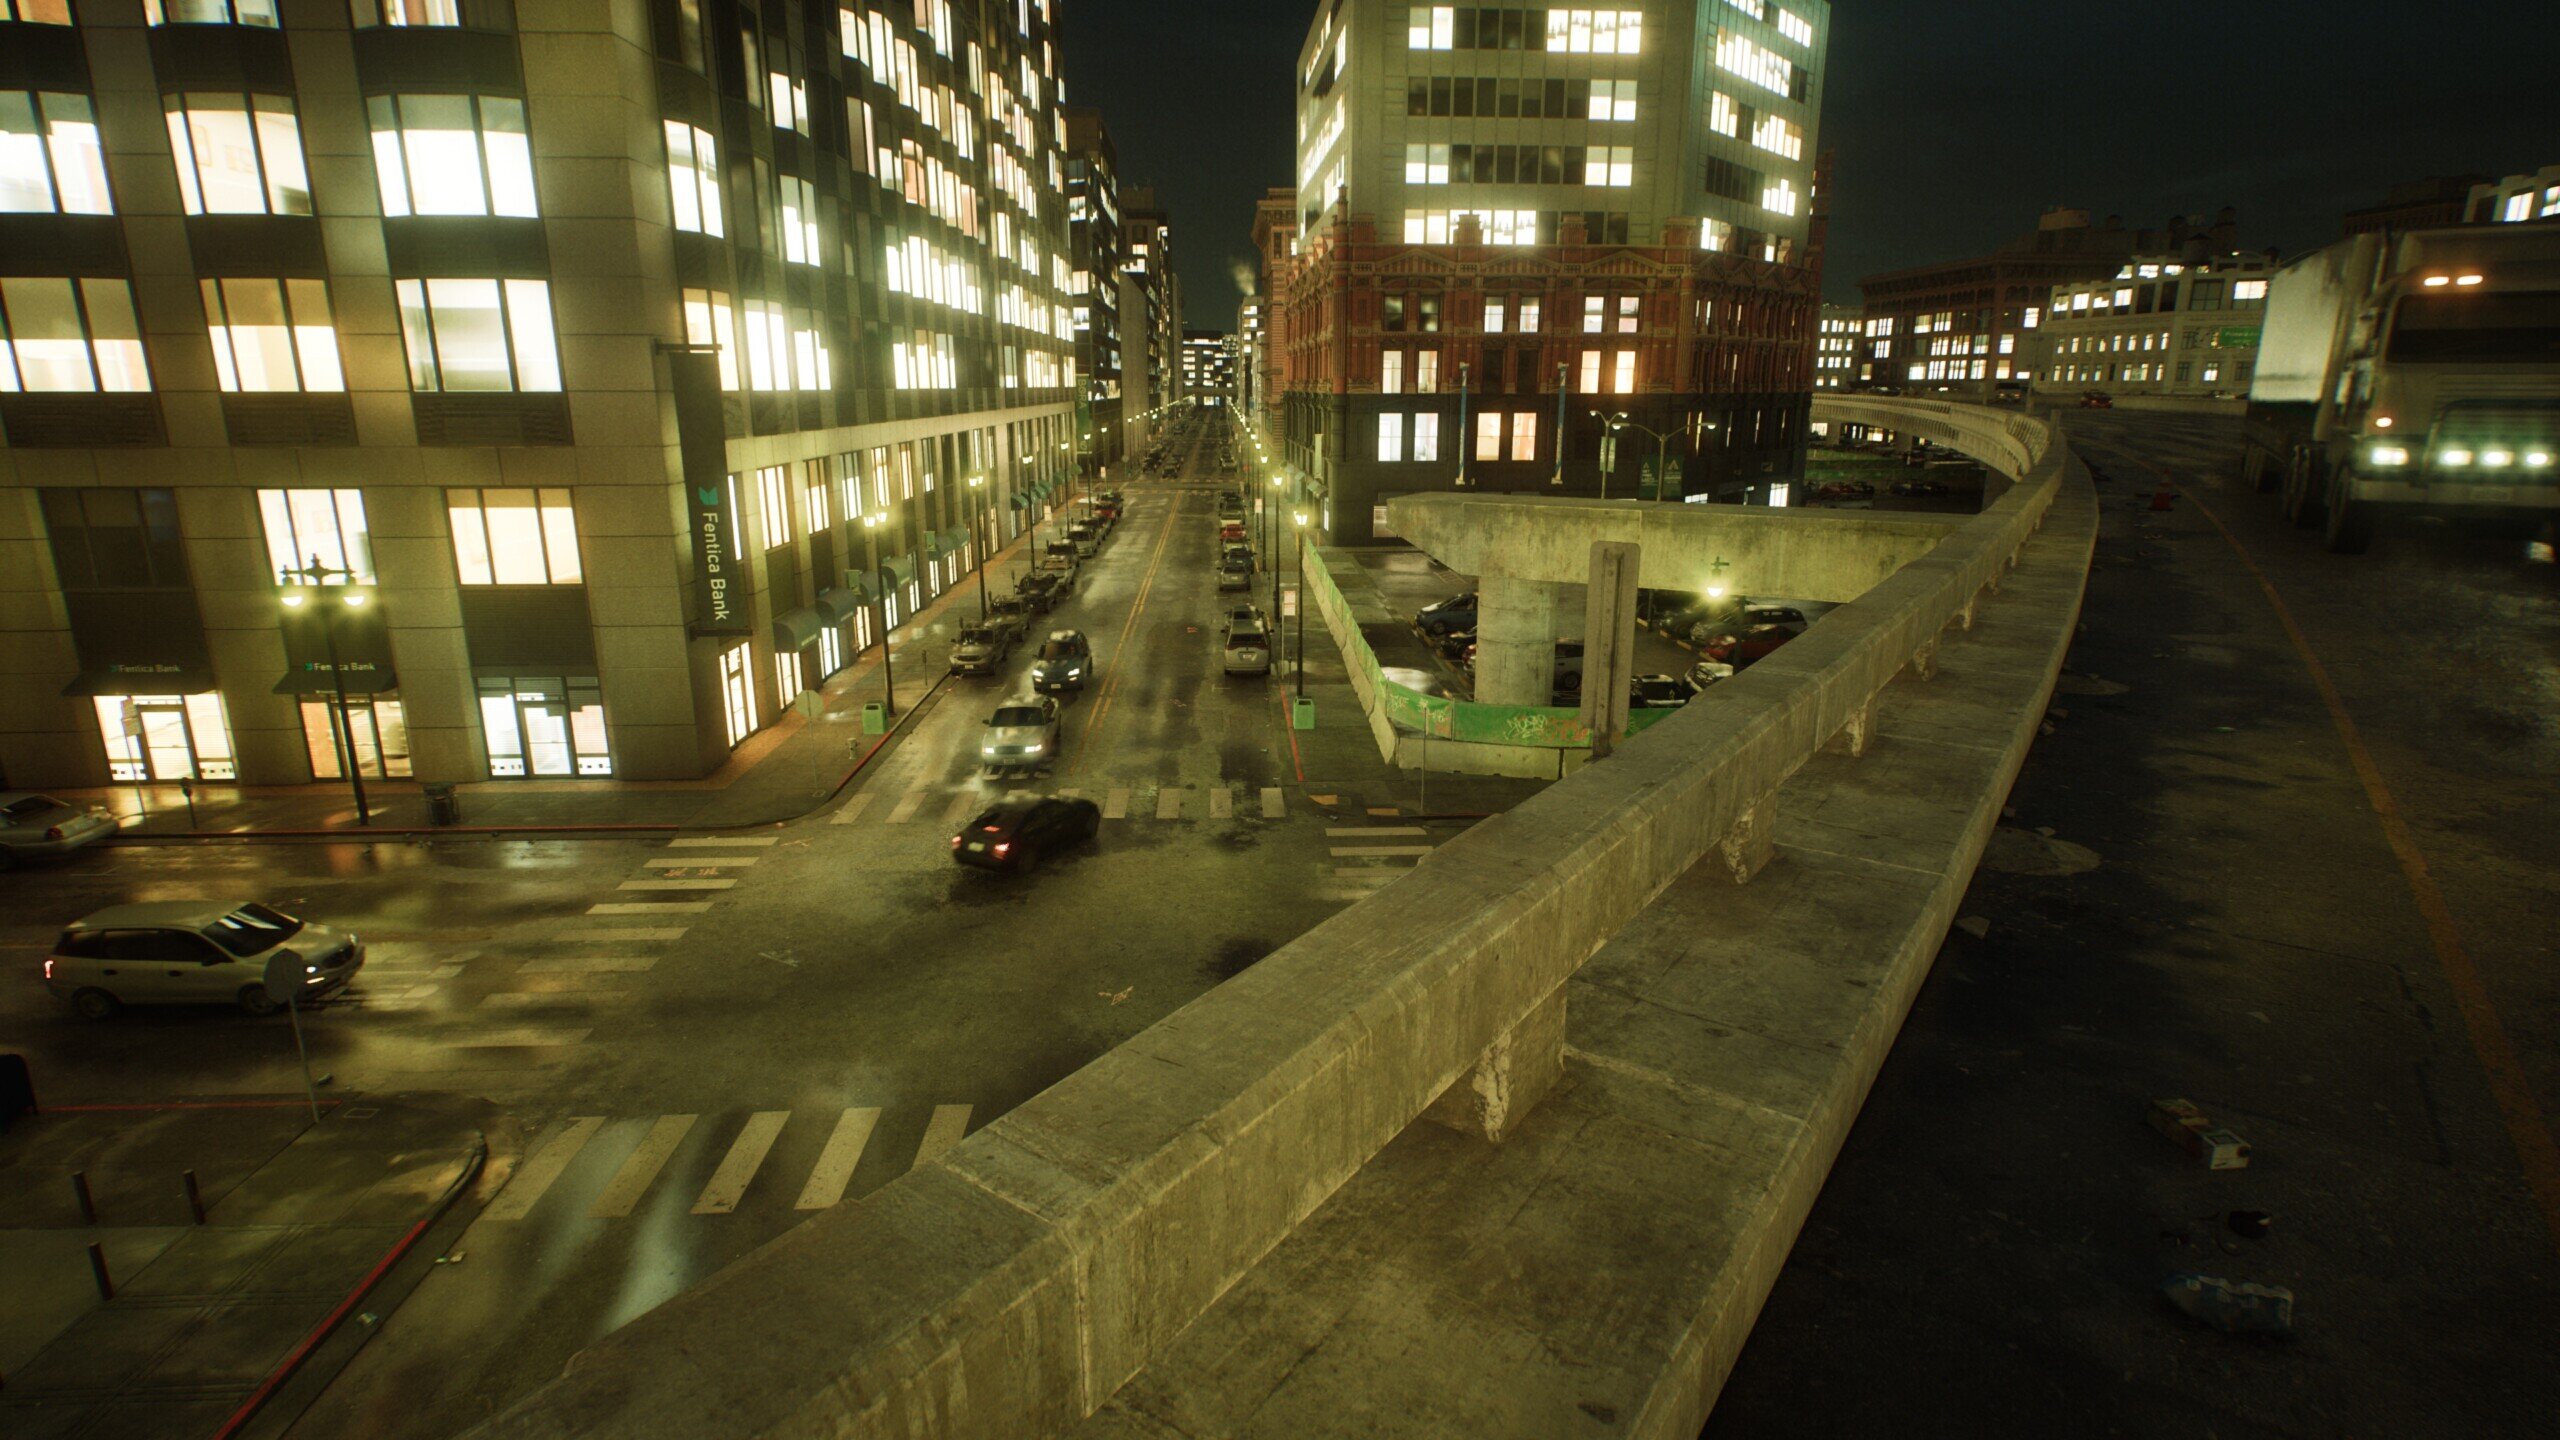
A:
[813,587,860,625]
[837,571,879,606]
[272,665,399,696]
[62,668,214,697]
[880,553,917,587]
[773,607,823,653]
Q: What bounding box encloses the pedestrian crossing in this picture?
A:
[1315,819,1457,903]
[829,782,1298,826]
[481,1104,979,1223]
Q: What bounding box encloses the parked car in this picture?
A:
[949,623,1013,676]
[1218,556,1253,591]
[1435,626,1477,661]
[1223,625,1273,676]
[1686,659,1738,691]
[1628,673,1698,709]
[1015,570,1066,612]
[45,901,364,1019]
[979,696,1062,773]
[1038,538,1080,574]
[950,795,1102,874]
[986,594,1033,640]
[1030,630,1094,692]
[2078,390,2114,409]
[1415,592,1478,636]
[1221,603,1267,636]
[1067,523,1101,558]
[1698,621,1803,668]
[1890,478,1954,497]
[1684,604,1804,647]
[1218,520,1247,544]
[0,792,116,870]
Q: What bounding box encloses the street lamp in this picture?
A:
[1595,410,1688,502]
[861,512,895,718]
[1551,361,1571,488]
[1268,472,1285,622]
[1455,361,1473,488]
[1292,509,1310,699]
[278,554,371,826]
[965,473,990,618]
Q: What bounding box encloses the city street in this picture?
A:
[0,421,1489,1439]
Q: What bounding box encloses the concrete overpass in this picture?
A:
[460,399,2098,1440]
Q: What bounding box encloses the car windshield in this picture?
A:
[958,627,993,645]
[989,706,1047,727]
[1039,640,1081,660]
[1229,631,1266,646]
[3,796,59,820]
[202,902,303,957]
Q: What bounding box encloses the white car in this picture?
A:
[44,902,365,1019]
[980,697,1063,773]
[0,792,116,869]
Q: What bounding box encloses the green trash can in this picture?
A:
[1292,697,1316,731]
[861,701,887,734]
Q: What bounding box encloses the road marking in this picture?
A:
[1260,787,1287,818]
[520,956,657,973]
[1328,825,1425,837]
[1329,845,1435,858]
[887,789,930,824]
[914,1104,972,1166]
[556,927,686,942]
[484,1116,605,1221]
[481,991,633,1010]
[1155,788,1183,820]
[2173,475,2560,1256]
[1069,487,1182,773]
[1208,787,1233,819]
[943,792,982,827]
[589,1115,698,1218]
[586,902,714,915]
[691,1111,791,1214]
[830,793,875,826]
[668,836,780,848]
[795,1107,882,1210]
[1332,866,1404,879]
[1104,787,1130,819]
[618,878,737,891]
[445,1027,592,1048]
[643,855,759,869]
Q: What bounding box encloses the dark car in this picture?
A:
[1016,571,1064,612]
[1890,478,1953,497]
[1684,603,1804,648]
[950,796,1101,873]
[1629,673,1698,709]
[1699,622,1803,668]
[986,594,1033,640]
[948,623,1012,676]
[2078,390,2114,409]
[1030,630,1094,692]
[1416,592,1478,636]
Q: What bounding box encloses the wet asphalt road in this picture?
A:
[1707,410,2560,1438]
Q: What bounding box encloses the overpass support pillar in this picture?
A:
[1475,575,1562,707]
[1426,983,1566,1144]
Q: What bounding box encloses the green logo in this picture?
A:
[696,486,721,507]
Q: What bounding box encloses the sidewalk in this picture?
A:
[62,534,1047,840]
[0,1092,490,1438]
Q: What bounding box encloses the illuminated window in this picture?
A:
[1377,412,1404,462]
[804,464,831,533]
[2503,193,2532,223]
[682,287,739,389]
[1403,144,1450,186]
[146,0,277,22]
[1412,413,1440,462]
[1611,349,1635,393]
[1583,296,1606,334]
[1589,146,1634,186]
[202,278,343,392]
[447,488,583,585]
[768,72,810,134]
[1485,298,1507,333]
[1776,7,1813,45]
[775,647,804,703]
[1589,80,1637,122]
[352,0,461,23]
[0,92,112,213]
[394,278,563,392]
[1617,295,1639,333]
[1518,297,1541,332]
[1476,410,1502,460]
[1510,411,1537,462]
[2233,279,2267,302]
[0,1,72,19]
[368,94,534,218]
[259,489,373,582]
[718,642,757,746]
[0,277,150,392]
[165,93,310,215]
[1709,91,1740,137]
[777,173,821,262]
[1547,10,1643,54]
[1381,349,1404,394]
[1750,111,1802,161]
[1407,5,1454,49]
[1716,31,1791,94]
[662,121,725,234]
[1761,176,1798,216]
[756,465,792,548]
[1578,351,1602,391]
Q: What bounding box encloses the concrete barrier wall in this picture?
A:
[461,399,2076,1440]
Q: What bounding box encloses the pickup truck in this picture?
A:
[948,623,1012,676]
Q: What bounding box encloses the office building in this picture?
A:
[1813,302,1860,389]
[1120,186,1180,422]
[1855,207,2149,401]
[2037,246,2276,399]
[1271,0,1831,542]
[2470,164,2560,225]
[1181,329,1235,407]
[0,0,1080,789]
[1064,105,1124,470]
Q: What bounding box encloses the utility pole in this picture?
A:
[278,555,370,826]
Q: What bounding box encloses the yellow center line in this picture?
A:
[1067,492,1181,775]
[2136,452,2560,1256]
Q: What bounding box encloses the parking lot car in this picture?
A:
[949,623,1013,676]
[1015,571,1065,612]
[1699,621,1804,668]
[1628,673,1698,709]
[1067,523,1102,558]
[1223,624,1273,675]
[1686,659,1738,691]
[1890,478,1954,497]
[2078,390,2114,409]
[986,594,1033,641]
[1030,630,1094,692]
[1218,555,1253,591]
[1415,592,1478,636]
[0,792,116,870]
[1221,602,1267,636]
[1683,603,1804,647]
[950,795,1102,873]
[979,696,1062,773]
[45,901,364,1019]
[1218,521,1247,545]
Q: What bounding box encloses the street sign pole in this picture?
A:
[263,949,321,1123]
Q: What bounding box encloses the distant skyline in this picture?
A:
[1059,1,2560,326]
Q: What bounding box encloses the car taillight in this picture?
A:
[45,825,65,841]
[992,842,1012,857]
[44,959,55,980]
[951,834,964,849]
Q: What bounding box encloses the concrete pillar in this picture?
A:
[1425,983,1566,1144]
[1579,541,1640,756]
[1474,574,1560,707]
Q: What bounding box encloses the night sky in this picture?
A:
[1059,1,2560,326]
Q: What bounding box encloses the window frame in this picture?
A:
[446,486,583,585]
[164,91,311,216]
[369,93,537,219]
[394,277,562,393]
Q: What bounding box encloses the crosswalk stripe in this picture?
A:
[587,902,713,915]
[590,1115,698,1218]
[645,855,758,869]
[830,793,876,826]
[667,836,781,848]
[887,789,930,823]
[1260,787,1286,818]
[795,1107,882,1210]
[914,1104,972,1166]
[484,1116,605,1221]
[445,1027,592,1048]
[1208,787,1233,819]
[618,878,737,891]
[519,956,655,974]
[480,991,634,1010]
[1155,788,1183,820]
[1328,826,1425,837]
[691,1111,792,1214]
[1104,787,1130,820]
[1329,845,1435,858]
[555,927,686,942]
[942,792,982,827]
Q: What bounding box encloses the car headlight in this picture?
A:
[2481,450,2513,469]
[981,745,998,755]
[2368,445,2409,467]
[2528,451,2554,469]
[1066,667,1083,678]
[2439,448,2474,467]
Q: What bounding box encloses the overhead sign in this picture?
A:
[2216,326,2262,350]
[668,348,751,636]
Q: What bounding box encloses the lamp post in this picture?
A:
[277,554,370,826]
[861,512,894,718]
[1292,509,1310,699]
[1454,361,1472,488]
[965,473,989,618]
[1597,410,1685,502]
[1268,472,1285,621]
[1551,361,1571,488]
